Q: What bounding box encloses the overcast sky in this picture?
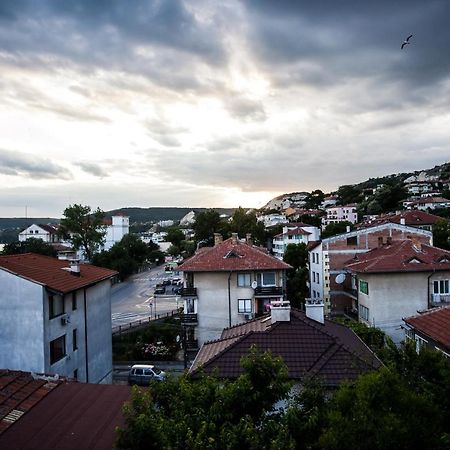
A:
[1,0,449,217]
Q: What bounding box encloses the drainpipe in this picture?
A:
[83,288,89,383]
[228,272,232,327]
[427,271,435,308]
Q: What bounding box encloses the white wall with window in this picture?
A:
[308,244,325,311]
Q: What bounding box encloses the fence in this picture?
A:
[112,309,180,335]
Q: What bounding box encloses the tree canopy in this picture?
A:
[1,237,57,257]
[283,243,309,308]
[58,204,106,260]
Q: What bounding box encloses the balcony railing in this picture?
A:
[431,294,450,305]
[181,313,198,325]
[179,287,197,297]
[254,286,283,296]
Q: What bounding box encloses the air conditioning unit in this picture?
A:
[61,315,70,325]
[244,313,254,321]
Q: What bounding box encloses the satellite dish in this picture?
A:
[251,281,258,289]
[335,273,346,284]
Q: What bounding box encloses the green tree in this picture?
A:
[433,218,450,250]
[2,238,57,257]
[192,209,226,245]
[337,185,363,205]
[304,190,325,209]
[116,347,293,450]
[229,207,266,245]
[284,243,309,308]
[58,204,106,260]
[166,228,185,247]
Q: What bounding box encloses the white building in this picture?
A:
[272,223,321,260]
[178,233,292,347]
[18,224,59,243]
[103,215,129,250]
[257,213,288,228]
[0,253,117,383]
[345,240,450,344]
[322,204,358,226]
[180,211,196,226]
[407,197,450,211]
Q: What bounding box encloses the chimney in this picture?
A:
[245,233,253,246]
[214,233,223,246]
[271,300,291,324]
[378,236,383,247]
[346,225,351,233]
[231,233,238,245]
[305,298,324,324]
[400,217,406,225]
[69,259,81,277]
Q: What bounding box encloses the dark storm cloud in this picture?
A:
[244,0,450,91]
[0,0,225,80]
[0,149,72,180]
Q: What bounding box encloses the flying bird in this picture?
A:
[401,34,413,49]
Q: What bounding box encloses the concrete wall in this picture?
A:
[85,281,113,383]
[194,270,284,346]
[0,270,45,372]
[358,272,430,344]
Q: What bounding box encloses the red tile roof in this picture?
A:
[359,210,442,228]
[0,370,131,450]
[190,309,381,387]
[0,253,118,294]
[345,240,450,274]
[0,370,62,436]
[178,238,292,272]
[404,307,450,348]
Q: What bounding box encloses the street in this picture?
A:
[111,265,181,328]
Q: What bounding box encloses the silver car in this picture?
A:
[128,364,166,385]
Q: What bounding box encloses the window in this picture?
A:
[49,295,64,319]
[73,329,78,351]
[316,273,320,284]
[359,280,369,295]
[50,335,66,364]
[433,280,449,294]
[312,272,316,283]
[346,236,357,246]
[73,369,78,380]
[237,273,251,287]
[415,336,428,353]
[258,272,276,286]
[359,304,369,321]
[72,292,77,310]
[238,299,252,313]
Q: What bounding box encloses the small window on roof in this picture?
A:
[224,250,240,258]
[406,257,424,264]
[438,256,450,263]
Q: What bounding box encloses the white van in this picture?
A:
[127,364,166,385]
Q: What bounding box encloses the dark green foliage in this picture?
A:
[58,204,106,261]
[1,238,57,257]
[112,319,181,361]
[192,209,228,245]
[116,347,293,450]
[228,207,266,245]
[284,243,309,308]
[336,185,363,205]
[92,234,154,280]
[335,319,387,354]
[304,190,325,209]
[166,228,185,247]
[433,218,450,250]
[321,221,353,238]
[297,214,322,227]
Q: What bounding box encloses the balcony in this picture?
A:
[254,286,283,297]
[179,287,197,297]
[430,294,450,305]
[181,313,198,325]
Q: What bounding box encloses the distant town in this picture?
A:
[1,162,450,448]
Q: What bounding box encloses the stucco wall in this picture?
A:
[358,272,430,344]
[0,269,45,372]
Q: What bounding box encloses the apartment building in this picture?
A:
[322,204,358,226]
[272,222,321,260]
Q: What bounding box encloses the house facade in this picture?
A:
[0,253,117,383]
[322,204,358,226]
[178,233,292,347]
[103,215,130,250]
[272,223,321,260]
[308,222,433,316]
[18,224,59,243]
[344,240,450,344]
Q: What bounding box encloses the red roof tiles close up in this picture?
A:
[0,253,118,294]
[178,237,292,272]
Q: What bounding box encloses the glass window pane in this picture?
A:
[434,281,439,294]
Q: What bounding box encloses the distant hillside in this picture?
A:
[0,218,59,230]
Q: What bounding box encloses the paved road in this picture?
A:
[111,266,181,328]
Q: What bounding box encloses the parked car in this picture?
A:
[154,286,166,295]
[162,279,171,286]
[128,364,166,385]
[171,277,181,285]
